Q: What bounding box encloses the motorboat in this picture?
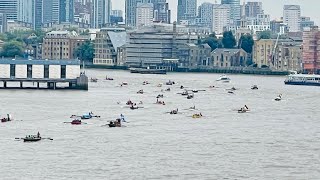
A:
[121,82,128,86]
[216,75,231,83]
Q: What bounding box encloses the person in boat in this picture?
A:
[244,105,249,110]
[120,114,126,122]
[37,132,40,138]
[180,85,184,89]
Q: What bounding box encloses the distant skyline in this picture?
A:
[111,0,319,25]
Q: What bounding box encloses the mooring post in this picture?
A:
[4,81,6,88]
[53,82,56,90]
[20,81,23,88]
[37,82,40,89]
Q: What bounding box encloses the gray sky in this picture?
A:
[111,0,319,25]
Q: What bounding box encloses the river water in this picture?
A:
[0,69,319,180]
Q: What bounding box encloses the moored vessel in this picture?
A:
[284,74,320,86]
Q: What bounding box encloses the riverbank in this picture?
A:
[83,64,290,76]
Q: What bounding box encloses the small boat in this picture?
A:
[143,81,150,85]
[187,94,194,99]
[166,81,175,85]
[156,99,165,105]
[275,94,282,101]
[156,94,164,98]
[130,106,139,110]
[192,90,199,93]
[170,109,178,114]
[165,88,171,91]
[90,78,98,82]
[157,83,163,87]
[121,82,128,86]
[228,91,234,94]
[137,89,144,94]
[192,113,203,118]
[1,114,13,122]
[106,76,114,80]
[216,75,231,83]
[108,119,121,127]
[181,91,188,96]
[126,100,133,105]
[23,135,41,142]
[227,87,237,91]
[251,85,258,90]
[237,105,250,113]
[71,119,82,125]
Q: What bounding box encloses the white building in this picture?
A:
[212,4,230,34]
[247,14,270,34]
[283,5,301,32]
[91,0,111,28]
[136,3,153,27]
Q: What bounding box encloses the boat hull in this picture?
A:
[284,81,320,86]
[23,138,41,142]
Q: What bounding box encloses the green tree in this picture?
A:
[200,33,222,51]
[75,40,94,62]
[239,34,254,53]
[222,31,236,48]
[259,30,271,39]
[0,41,24,57]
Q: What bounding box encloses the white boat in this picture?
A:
[216,75,231,83]
[284,74,320,86]
[275,94,282,101]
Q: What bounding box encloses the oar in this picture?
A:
[42,138,53,140]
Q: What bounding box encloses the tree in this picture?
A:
[200,33,222,51]
[259,30,271,39]
[75,40,94,62]
[239,34,254,53]
[0,41,24,57]
[222,31,236,48]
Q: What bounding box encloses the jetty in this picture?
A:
[0,59,88,90]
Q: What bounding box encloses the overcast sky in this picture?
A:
[111,0,319,25]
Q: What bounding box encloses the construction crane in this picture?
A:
[271,33,280,69]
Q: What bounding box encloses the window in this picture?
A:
[27,65,32,78]
[44,65,49,78]
[61,65,66,79]
[10,64,15,78]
